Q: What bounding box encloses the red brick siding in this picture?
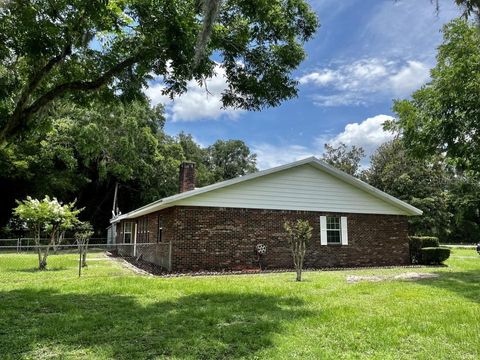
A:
[116,206,410,271]
[115,208,176,249]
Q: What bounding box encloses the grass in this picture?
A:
[0,250,479,359]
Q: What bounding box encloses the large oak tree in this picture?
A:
[0,0,318,143]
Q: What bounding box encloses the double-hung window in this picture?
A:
[326,216,341,244]
[123,222,133,243]
[320,216,348,245]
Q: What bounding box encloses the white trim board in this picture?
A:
[111,157,422,223]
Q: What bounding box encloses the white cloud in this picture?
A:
[254,114,395,169]
[145,64,243,122]
[298,70,336,86]
[362,0,461,60]
[319,114,395,157]
[299,58,430,106]
[252,143,316,170]
[390,61,430,96]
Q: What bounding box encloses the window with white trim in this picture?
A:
[123,222,133,243]
[326,216,341,244]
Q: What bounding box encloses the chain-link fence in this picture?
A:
[0,238,171,277]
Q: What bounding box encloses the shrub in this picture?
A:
[409,236,440,264]
[421,247,451,265]
[284,219,313,282]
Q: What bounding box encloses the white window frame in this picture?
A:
[326,216,342,244]
[320,216,348,245]
[123,222,133,243]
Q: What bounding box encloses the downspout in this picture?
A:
[133,222,137,257]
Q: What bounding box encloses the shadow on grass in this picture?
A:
[419,270,480,303]
[9,267,68,273]
[0,289,311,359]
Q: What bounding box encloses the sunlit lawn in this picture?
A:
[0,249,479,359]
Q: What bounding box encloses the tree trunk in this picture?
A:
[81,240,89,267]
[296,268,302,281]
[35,228,42,270]
[39,228,56,270]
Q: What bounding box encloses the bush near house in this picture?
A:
[409,236,440,264]
[421,247,451,265]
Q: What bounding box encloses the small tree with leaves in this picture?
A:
[284,219,313,281]
[75,222,94,273]
[13,196,80,270]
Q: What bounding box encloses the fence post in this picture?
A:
[168,241,172,272]
[17,238,20,253]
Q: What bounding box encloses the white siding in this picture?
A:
[176,164,409,215]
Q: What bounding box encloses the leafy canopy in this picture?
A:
[0,0,318,142]
[13,195,80,234]
[322,142,365,177]
[392,19,480,173]
[364,139,453,240]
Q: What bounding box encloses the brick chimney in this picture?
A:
[178,162,196,193]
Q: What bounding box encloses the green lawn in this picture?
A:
[0,250,479,359]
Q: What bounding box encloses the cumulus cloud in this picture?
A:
[253,114,395,169]
[299,58,430,106]
[318,114,395,157]
[389,61,430,96]
[144,65,243,122]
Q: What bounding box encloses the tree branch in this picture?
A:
[24,54,140,117]
[11,44,72,119]
[1,53,140,143]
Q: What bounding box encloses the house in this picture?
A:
[110,157,422,272]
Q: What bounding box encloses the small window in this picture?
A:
[123,222,133,243]
[326,216,341,244]
[157,216,163,243]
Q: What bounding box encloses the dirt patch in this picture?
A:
[347,272,439,283]
[106,251,165,275]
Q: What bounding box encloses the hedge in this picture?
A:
[409,236,440,264]
[421,247,451,265]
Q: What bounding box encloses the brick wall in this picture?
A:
[115,207,176,261]
[116,206,410,272]
[172,206,410,271]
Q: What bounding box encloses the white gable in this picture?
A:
[113,157,421,222]
[176,164,409,215]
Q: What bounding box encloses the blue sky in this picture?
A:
[145,0,461,169]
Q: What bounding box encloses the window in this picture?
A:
[157,215,163,243]
[123,222,133,243]
[326,216,341,244]
[138,217,148,242]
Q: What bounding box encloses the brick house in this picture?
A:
[110,157,422,272]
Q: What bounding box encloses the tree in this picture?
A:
[392,19,480,174]
[0,0,318,143]
[434,1,480,21]
[283,219,312,281]
[206,139,257,182]
[13,196,80,270]
[322,142,365,177]
[447,172,480,243]
[0,99,169,230]
[364,139,452,240]
[74,221,94,274]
